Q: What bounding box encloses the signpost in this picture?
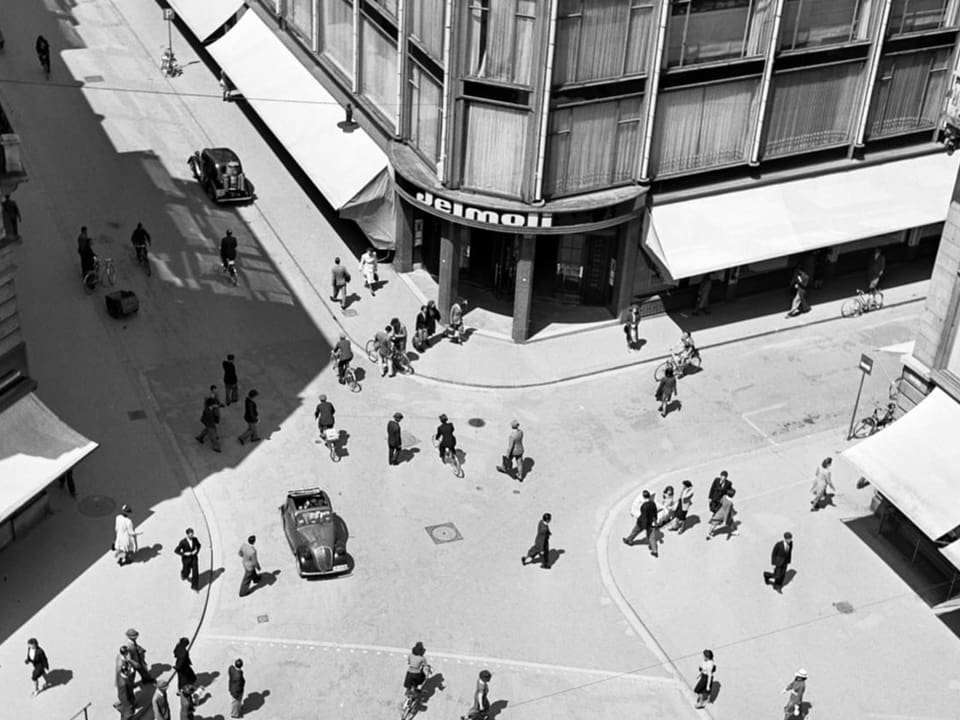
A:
[847,353,874,440]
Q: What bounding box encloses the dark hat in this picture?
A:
[125,628,139,639]
[784,531,793,540]
[121,504,132,513]
[393,412,403,420]
[510,420,519,428]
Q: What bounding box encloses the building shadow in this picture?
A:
[243,688,271,714]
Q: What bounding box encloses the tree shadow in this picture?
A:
[488,699,509,719]
[45,668,73,689]
[544,548,566,568]
[398,447,420,464]
[130,543,162,564]
[198,567,225,591]
[243,688,271,714]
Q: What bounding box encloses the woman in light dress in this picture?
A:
[359,248,380,295]
[810,457,835,511]
[114,504,139,565]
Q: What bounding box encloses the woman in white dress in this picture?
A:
[359,249,379,295]
[114,504,139,565]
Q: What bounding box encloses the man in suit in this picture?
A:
[223,354,239,405]
[124,628,154,685]
[174,528,201,591]
[238,389,261,445]
[501,420,525,480]
[764,532,793,592]
[623,490,660,557]
[228,658,246,718]
[330,256,350,307]
[238,535,261,597]
[314,394,336,435]
[708,471,733,514]
[522,513,552,569]
[387,412,403,465]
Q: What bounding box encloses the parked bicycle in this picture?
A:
[364,341,413,375]
[83,256,116,293]
[654,347,702,381]
[851,401,896,438]
[841,288,883,318]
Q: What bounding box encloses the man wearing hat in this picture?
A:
[500,420,525,481]
[314,394,336,435]
[152,678,172,720]
[764,532,794,593]
[782,668,807,719]
[387,412,403,465]
[124,628,154,684]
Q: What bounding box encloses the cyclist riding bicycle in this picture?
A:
[333,333,353,384]
[220,229,238,269]
[391,317,408,355]
[131,222,151,263]
[435,414,456,463]
[403,642,431,696]
[314,394,336,434]
[676,331,698,365]
[375,325,395,377]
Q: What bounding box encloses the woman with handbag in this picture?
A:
[693,649,715,708]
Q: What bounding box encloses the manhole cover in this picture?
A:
[257,615,269,623]
[467,418,485,427]
[833,601,854,614]
[425,523,462,544]
[79,495,117,517]
[128,410,147,421]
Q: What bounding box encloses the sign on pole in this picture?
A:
[859,354,873,375]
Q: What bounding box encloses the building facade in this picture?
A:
[248,0,960,340]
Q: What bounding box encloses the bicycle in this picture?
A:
[214,258,239,286]
[400,665,433,720]
[441,445,463,478]
[654,348,701,381]
[393,348,414,375]
[841,287,884,318]
[341,363,361,393]
[364,339,380,364]
[133,245,151,277]
[160,48,181,78]
[83,256,116,293]
[851,401,896,438]
[319,426,340,462]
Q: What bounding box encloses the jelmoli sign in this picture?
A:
[414,190,553,229]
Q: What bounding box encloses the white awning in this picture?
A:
[166,0,245,43]
[0,393,98,524]
[843,388,960,541]
[646,152,960,280]
[208,11,394,246]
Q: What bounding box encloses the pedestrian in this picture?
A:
[238,389,261,445]
[434,413,456,463]
[195,396,222,453]
[655,365,678,417]
[623,490,659,556]
[693,649,715,708]
[375,324,394,377]
[781,669,807,719]
[423,300,441,347]
[173,637,197,690]
[867,248,885,292]
[387,412,403,465]
[78,226,97,277]
[706,487,739,540]
[2,194,21,239]
[763,532,794,593]
[228,658,245,718]
[113,504,139,565]
[124,628,154,684]
[656,485,675,528]
[461,669,491,720]
[330,256,351,307]
[391,317,408,354]
[810,457,834,511]
[207,384,223,410]
[152,679,173,720]
[708,471,733,514]
[174,528,201,591]
[448,298,465,344]
[623,304,640,349]
[238,535,262,597]
[179,683,197,720]
[24,638,49,696]
[58,468,77,497]
[787,266,811,317]
[333,334,353,383]
[414,306,430,351]
[115,646,136,719]
[692,273,713,315]
[314,394,336,436]
[521,513,552,568]
[499,420,525,480]
[669,480,694,533]
[223,354,239,405]
[359,248,379,295]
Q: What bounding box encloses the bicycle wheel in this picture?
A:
[365,340,379,364]
[329,441,340,463]
[345,369,361,393]
[686,354,702,372]
[852,417,876,439]
[450,451,464,478]
[654,361,669,382]
[840,298,862,318]
[400,696,416,720]
[104,261,117,286]
[873,290,884,310]
[82,271,98,294]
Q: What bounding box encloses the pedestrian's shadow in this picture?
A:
[724,518,741,540]
[627,338,647,352]
[194,671,221,703]
[488,699,509,719]
[353,366,367,382]
[664,399,682,416]
[783,569,798,588]
[682,514,702,531]
[44,668,73,689]
[708,680,722,703]
[399,447,419,464]
[545,548,566,568]
[243,688,271,714]
[198,567,226,591]
[454,448,467,467]
[131,543,162,564]
[520,457,535,480]
[334,430,350,459]
[419,673,445,705]
[341,292,361,310]
[146,662,172,679]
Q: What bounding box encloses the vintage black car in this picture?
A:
[280,488,350,578]
[187,147,255,203]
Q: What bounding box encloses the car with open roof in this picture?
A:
[280,487,351,578]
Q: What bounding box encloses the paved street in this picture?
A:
[0,3,957,720]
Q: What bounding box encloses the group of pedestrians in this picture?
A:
[195,355,261,452]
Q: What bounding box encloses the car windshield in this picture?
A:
[296,510,331,526]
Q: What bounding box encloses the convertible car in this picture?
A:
[187,147,255,203]
[280,488,350,578]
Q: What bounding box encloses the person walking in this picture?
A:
[115,646,136,718]
[173,637,197,690]
[708,471,733,514]
[422,301,442,348]
[314,394,336,436]
[434,413,457,464]
[220,230,238,271]
[124,629,154,685]
[238,535,262,597]
[238,390,261,445]
[763,532,794,593]
[228,658,246,718]
[521,513,552,569]
[387,412,403,466]
[693,649,716,708]
[391,317,408,355]
[207,384,223,410]
[375,325,394,377]
[810,457,835,511]
[2,194,21,239]
[152,679,173,720]
[623,304,641,349]
[222,354,239,405]
[414,306,430,351]
[179,683,197,720]
[706,488,738,540]
[867,248,885,292]
[655,366,678,417]
[461,669,492,720]
[448,298,465,344]
[330,256,351,307]
[174,528,201,591]
[195,397,222,453]
[333,334,353,383]
[359,248,379,295]
[623,490,659,556]
[787,266,811,317]
[781,669,807,719]
[113,504,139,565]
[669,480,694,534]
[24,638,49,696]
[499,420,525,480]
[692,273,714,315]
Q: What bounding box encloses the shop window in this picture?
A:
[556,236,585,295]
[409,64,442,164]
[368,0,398,18]
[650,78,758,175]
[867,48,951,138]
[321,0,354,79]
[779,0,874,51]
[462,103,529,196]
[666,0,775,69]
[411,0,445,60]
[887,0,960,36]
[284,0,316,42]
[544,96,643,196]
[762,61,864,157]
[466,0,537,86]
[361,18,398,128]
[553,0,654,85]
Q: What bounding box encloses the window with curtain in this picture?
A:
[763,61,864,156]
[887,0,960,35]
[368,0,398,17]
[361,19,398,127]
[321,0,353,78]
[649,78,759,174]
[666,0,774,68]
[544,97,643,195]
[411,0,445,59]
[467,0,537,85]
[410,64,442,164]
[552,0,655,85]
[778,0,872,51]
[284,0,315,41]
[867,48,951,137]
[462,103,529,196]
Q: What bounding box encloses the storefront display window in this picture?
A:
[411,0,445,59]
[763,61,864,157]
[466,0,537,86]
[666,0,775,69]
[462,103,529,196]
[867,48,951,138]
[284,0,315,42]
[361,19,398,128]
[650,78,758,175]
[887,0,960,36]
[553,0,654,84]
[779,0,874,51]
[410,64,442,164]
[321,0,353,79]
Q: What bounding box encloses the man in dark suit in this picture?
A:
[222,354,239,405]
[174,528,201,591]
[522,513,552,569]
[238,389,260,445]
[763,531,793,592]
[387,412,403,465]
[238,535,261,598]
[708,471,733,513]
[623,490,660,557]
[228,658,245,718]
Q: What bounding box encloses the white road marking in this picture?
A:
[200,633,673,683]
[740,403,786,446]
